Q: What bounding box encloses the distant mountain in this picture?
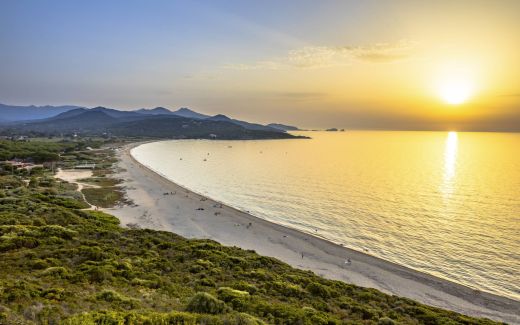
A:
[12,110,118,134]
[267,123,300,131]
[39,108,89,121]
[2,109,302,140]
[89,107,143,119]
[0,103,82,122]
[135,107,173,115]
[206,114,232,122]
[207,114,283,133]
[171,107,210,119]
[0,103,306,139]
[109,116,294,139]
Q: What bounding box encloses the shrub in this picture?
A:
[1,235,40,251]
[217,287,249,302]
[378,316,396,325]
[40,225,77,239]
[96,290,139,309]
[307,282,331,298]
[197,278,216,287]
[42,288,66,301]
[186,292,227,314]
[268,281,305,298]
[31,259,48,270]
[231,281,258,294]
[41,266,70,278]
[96,290,125,302]
[81,265,114,283]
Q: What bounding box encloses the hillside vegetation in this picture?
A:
[0,140,500,324]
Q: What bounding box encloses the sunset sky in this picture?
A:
[1,0,519,130]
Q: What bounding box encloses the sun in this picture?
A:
[434,60,477,105]
[438,78,474,105]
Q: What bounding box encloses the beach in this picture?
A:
[102,142,519,324]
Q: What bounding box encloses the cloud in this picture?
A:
[225,40,415,70]
[348,41,415,63]
[287,47,339,68]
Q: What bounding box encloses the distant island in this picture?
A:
[325,128,345,132]
[0,103,305,140]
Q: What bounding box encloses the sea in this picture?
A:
[132,131,520,301]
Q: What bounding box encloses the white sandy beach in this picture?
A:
[101,142,519,324]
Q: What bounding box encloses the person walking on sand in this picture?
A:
[301,252,304,259]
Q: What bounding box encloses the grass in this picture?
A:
[81,187,124,208]
[78,177,121,187]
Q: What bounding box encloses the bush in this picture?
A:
[307,282,331,298]
[378,316,396,325]
[31,259,48,270]
[96,290,139,309]
[268,281,304,298]
[41,266,70,278]
[231,281,258,294]
[217,287,250,309]
[186,292,227,314]
[42,288,66,301]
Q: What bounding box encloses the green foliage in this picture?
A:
[63,310,266,325]
[186,292,228,314]
[0,139,79,163]
[95,289,140,309]
[378,316,396,325]
[41,266,70,278]
[307,281,334,298]
[0,175,23,188]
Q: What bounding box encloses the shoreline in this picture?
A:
[103,141,519,324]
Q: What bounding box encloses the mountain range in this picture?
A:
[0,103,83,122]
[0,103,302,140]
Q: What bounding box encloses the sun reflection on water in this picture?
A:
[442,131,458,196]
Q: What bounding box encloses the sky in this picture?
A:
[1,0,519,131]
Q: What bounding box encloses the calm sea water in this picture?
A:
[132,131,520,300]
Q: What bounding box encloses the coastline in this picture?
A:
[103,141,520,324]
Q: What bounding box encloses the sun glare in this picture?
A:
[438,78,473,105]
[434,60,477,106]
